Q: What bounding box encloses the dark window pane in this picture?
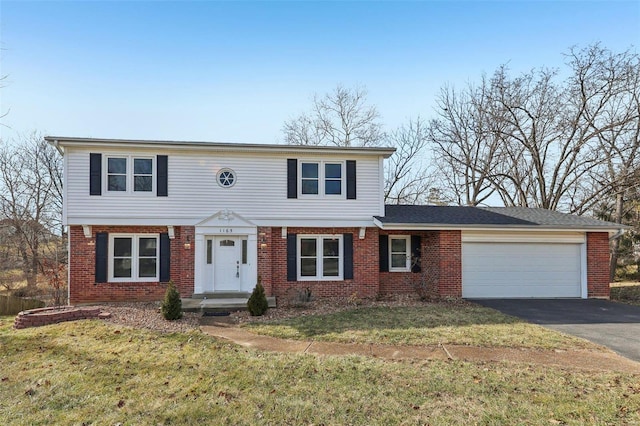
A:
[206,240,212,264]
[108,158,126,174]
[325,163,341,179]
[113,258,132,278]
[325,180,341,195]
[220,240,235,247]
[391,238,407,252]
[300,258,317,276]
[301,163,318,178]
[242,240,247,264]
[134,176,152,192]
[139,238,157,257]
[134,158,152,174]
[113,238,132,257]
[300,239,316,256]
[323,239,339,256]
[391,254,406,268]
[301,180,318,194]
[108,175,126,191]
[138,258,157,277]
[323,258,339,276]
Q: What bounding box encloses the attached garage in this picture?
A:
[462,232,585,298]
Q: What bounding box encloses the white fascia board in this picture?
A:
[46,136,396,158]
[66,217,201,226]
[67,216,378,228]
[374,221,624,234]
[252,219,377,228]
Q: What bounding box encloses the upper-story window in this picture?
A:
[106,156,154,194]
[300,161,343,197]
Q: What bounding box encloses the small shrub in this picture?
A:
[247,283,269,316]
[161,281,182,320]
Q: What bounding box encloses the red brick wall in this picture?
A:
[587,232,610,298]
[68,225,194,304]
[438,230,462,297]
[378,230,462,298]
[265,227,380,300]
[257,227,273,296]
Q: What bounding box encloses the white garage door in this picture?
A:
[462,242,582,298]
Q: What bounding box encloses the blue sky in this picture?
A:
[1,1,639,144]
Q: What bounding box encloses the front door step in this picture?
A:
[182,295,276,313]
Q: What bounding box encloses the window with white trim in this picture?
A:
[109,234,159,282]
[105,156,154,194]
[299,161,343,196]
[389,236,411,272]
[298,235,343,280]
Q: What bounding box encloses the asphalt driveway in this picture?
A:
[473,299,640,361]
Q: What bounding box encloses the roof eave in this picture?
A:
[373,220,627,233]
[44,136,396,158]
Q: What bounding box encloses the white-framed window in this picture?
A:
[389,236,411,272]
[299,161,344,197]
[297,234,343,280]
[108,234,159,282]
[105,155,155,194]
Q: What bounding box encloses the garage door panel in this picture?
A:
[462,242,582,298]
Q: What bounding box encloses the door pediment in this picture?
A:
[196,209,256,230]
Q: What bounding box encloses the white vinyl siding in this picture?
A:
[462,242,583,298]
[65,149,383,225]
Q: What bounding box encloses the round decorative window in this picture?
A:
[217,168,236,188]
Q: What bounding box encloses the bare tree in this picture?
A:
[428,78,504,205]
[283,85,384,147]
[384,117,436,204]
[430,44,640,215]
[0,132,64,289]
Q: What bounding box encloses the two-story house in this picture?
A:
[48,136,621,305]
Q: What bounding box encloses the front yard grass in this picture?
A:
[244,303,600,350]
[1,317,639,425]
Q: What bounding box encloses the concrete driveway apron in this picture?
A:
[473,299,640,362]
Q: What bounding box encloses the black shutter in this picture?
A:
[379,234,389,272]
[287,159,297,199]
[90,153,102,195]
[346,160,356,199]
[95,232,108,283]
[157,155,168,197]
[343,233,353,280]
[287,234,297,281]
[411,235,422,273]
[160,233,170,282]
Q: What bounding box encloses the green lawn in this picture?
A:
[2,317,637,425]
[244,303,600,350]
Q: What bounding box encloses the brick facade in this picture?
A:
[259,227,380,301]
[586,232,610,298]
[68,225,609,304]
[68,225,194,304]
[379,230,462,298]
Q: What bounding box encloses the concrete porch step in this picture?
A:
[182,295,276,314]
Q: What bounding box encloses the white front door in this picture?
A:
[213,236,241,291]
